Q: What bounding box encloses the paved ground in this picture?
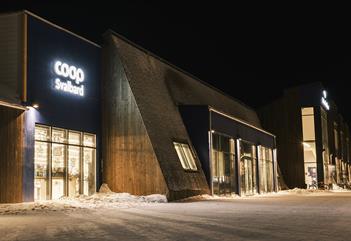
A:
[1,192,351,241]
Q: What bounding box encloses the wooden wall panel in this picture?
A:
[102,37,168,196]
[0,105,24,203]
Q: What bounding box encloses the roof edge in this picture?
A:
[104,29,258,113]
[0,10,101,48]
[0,99,27,111]
[209,107,275,137]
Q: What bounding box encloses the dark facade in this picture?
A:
[259,82,351,189]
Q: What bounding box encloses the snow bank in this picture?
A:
[284,186,351,194]
[0,184,167,215]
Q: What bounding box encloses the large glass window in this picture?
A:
[258,146,273,193]
[174,142,197,171]
[34,125,96,200]
[211,133,236,195]
[301,107,317,188]
[240,141,257,195]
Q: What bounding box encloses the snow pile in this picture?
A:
[331,184,350,192]
[0,201,78,215]
[285,188,326,194]
[285,186,351,194]
[60,192,167,209]
[0,184,167,215]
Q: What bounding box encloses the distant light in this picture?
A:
[32,103,39,109]
[323,90,327,99]
[302,142,311,148]
[211,130,215,133]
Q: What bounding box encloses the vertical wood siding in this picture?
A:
[102,37,168,196]
[0,105,24,203]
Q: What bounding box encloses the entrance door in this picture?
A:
[240,141,257,195]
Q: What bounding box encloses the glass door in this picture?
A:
[240,141,257,196]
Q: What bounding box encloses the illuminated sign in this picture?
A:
[321,90,329,110]
[54,60,85,96]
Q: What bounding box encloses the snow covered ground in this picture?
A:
[1,189,351,241]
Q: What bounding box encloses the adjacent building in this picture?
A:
[259,82,350,189]
[102,32,278,200]
[1,10,278,203]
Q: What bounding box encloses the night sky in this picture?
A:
[1,1,350,125]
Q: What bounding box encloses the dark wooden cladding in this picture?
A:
[106,33,211,200]
[0,105,24,203]
[259,90,305,189]
[102,37,168,196]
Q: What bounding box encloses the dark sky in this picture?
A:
[1,1,350,125]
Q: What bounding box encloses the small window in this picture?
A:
[173,142,197,171]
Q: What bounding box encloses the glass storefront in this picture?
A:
[211,132,274,196]
[301,107,318,189]
[34,124,96,201]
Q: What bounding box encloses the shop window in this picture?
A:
[174,142,197,171]
[34,124,96,200]
[301,107,317,188]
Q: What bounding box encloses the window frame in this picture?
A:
[173,141,198,172]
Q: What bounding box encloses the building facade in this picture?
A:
[0,11,277,203]
[102,32,278,199]
[0,11,101,203]
[259,82,351,189]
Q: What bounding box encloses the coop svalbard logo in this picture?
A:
[54,60,85,97]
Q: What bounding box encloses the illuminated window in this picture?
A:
[301,107,317,188]
[174,142,197,171]
[211,133,236,195]
[34,124,96,201]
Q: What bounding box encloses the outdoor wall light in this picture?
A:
[22,101,39,110]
